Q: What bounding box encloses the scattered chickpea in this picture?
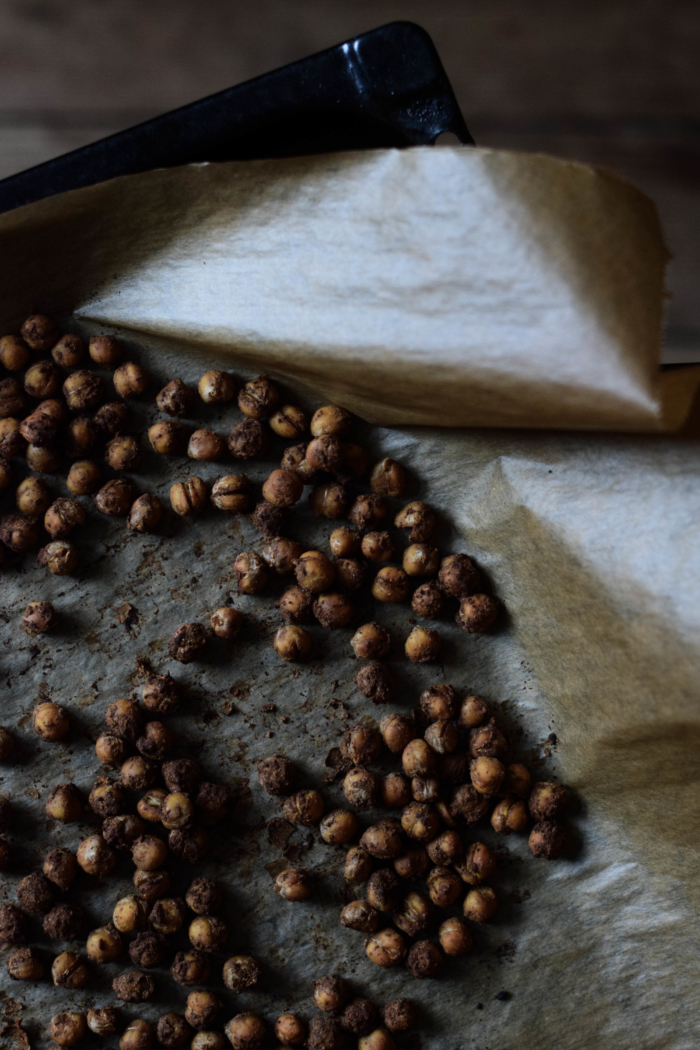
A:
[67,459,101,495]
[394,501,435,541]
[188,428,226,461]
[112,969,155,1003]
[26,442,61,472]
[77,834,116,876]
[49,1011,87,1046]
[113,895,149,934]
[156,1013,193,1048]
[491,797,528,833]
[210,474,250,513]
[94,477,135,516]
[89,334,123,367]
[0,418,26,458]
[170,476,207,516]
[186,877,223,916]
[365,928,406,968]
[269,404,308,439]
[406,939,443,979]
[348,493,387,530]
[127,493,164,533]
[191,1034,225,1050]
[329,526,361,557]
[403,543,440,577]
[427,829,464,867]
[0,903,28,944]
[21,409,59,447]
[225,1014,267,1050]
[37,540,79,575]
[381,772,412,809]
[0,512,42,552]
[24,359,62,399]
[168,622,208,663]
[340,900,378,933]
[528,821,566,859]
[401,802,440,842]
[283,789,324,826]
[261,536,302,575]
[470,756,506,795]
[132,834,168,871]
[156,378,194,416]
[402,739,436,778]
[458,693,490,728]
[427,865,463,908]
[310,405,351,438]
[361,531,394,562]
[528,781,570,821]
[257,755,297,796]
[470,720,508,760]
[238,376,279,418]
[358,1029,395,1050]
[89,777,127,818]
[7,945,44,981]
[159,792,194,831]
[274,624,312,661]
[262,468,303,507]
[86,923,123,963]
[356,662,394,704]
[306,434,343,473]
[209,606,243,640]
[44,497,85,539]
[134,868,171,899]
[456,593,500,633]
[370,457,406,497]
[234,551,268,594]
[343,846,374,884]
[367,869,400,912]
[360,820,403,859]
[463,886,498,923]
[121,755,158,790]
[274,1013,306,1046]
[0,334,30,371]
[148,421,188,455]
[228,418,269,459]
[334,557,367,592]
[314,974,349,1013]
[307,1017,346,1050]
[21,314,57,351]
[33,701,70,742]
[342,767,381,810]
[63,369,104,412]
[114,361,150,398]
[87,1006,120,1037]
[274,867,312,901]
[103,815,147,851]
[52,951,90,989]
[351,622,390,659]
[278,584,313,624]
[320,809,358,845]
[199,370,236,403]
[501,763,532,798]
[22,600,59,635]
[94,400,130,435]
[405,626,441,663]
[120,1019,154,1050]
[372,566,409,603]
[393,891,433,938]
[45,782,83,822]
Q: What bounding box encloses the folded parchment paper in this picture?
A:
[0,149,697,1050]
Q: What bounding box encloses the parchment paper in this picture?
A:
[0,148,698,1050]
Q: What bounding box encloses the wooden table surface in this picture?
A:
[1,0,698,360]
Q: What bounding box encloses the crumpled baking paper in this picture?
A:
[0,148,698,1050]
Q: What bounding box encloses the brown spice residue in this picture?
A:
[115,602,139,629]
[267,818,295,851]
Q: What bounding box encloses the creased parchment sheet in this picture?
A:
[0,149,698,1049]
[0,146,698,432]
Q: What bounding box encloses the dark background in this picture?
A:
[0,0,698,360]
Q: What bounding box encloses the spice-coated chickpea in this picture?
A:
[168,622,208,664]
[121,755,158,790]
[361,531,394,562]
[163,758,201,794]
[340,900,378,933]
[86,923,123,963]
[333,557,366,593]
[249,499,285,536]
[403,543,440,577]
[0,903,28,944]
[367,869,400,912]
[310,405,351,438]
[456,842,497,885]
[87,1007,120,1037]
[22,599,59,634]
[528,781,570,821]
[426,829,464,866]
[37,540,79,576]
[94,400,131,436]
[319,808,358,845]
[456,593,500,633]
[112,969,156,1003]
[402,739,436,777]
[313,591,354,628]
[358,1030,395,1050]
[401,802,439,842]
[491,797,528,833]
[458,693,490,728]
[127,494,163,534]
[0,378,29,418]
[77,834,116,876]
[114,361,150,398]
[113,895,149,934]
[120,1018,154,1050]
[49,1011,87,1046]
[356,661,394,703]
[343,846,374,883]
[393,891,433,938]
[294,550,335,593]
[185,877,223,916]
[348,493,387,530]
[0,418,25,458]
[156,1013,193,1049]
[463,885,498,923]
[148,421,188,455]
[33,701,70,742]
[25,442,60,472]
[128,930,169,968]
[278,584,313,624]
[50,332,84,367]
[94,478,135,516]
[274,868,312,901]
[24,359,62,399]
[44,497,85,539]
[160,792,194,830]
[437,553,480,597]
[329,526,361,557]
[351,621,390,659]
[67,459,101,495]
[405,626,441,663]
[0,512,42,552]
[89,778,127,818]
[188,428,225,461]
[410,775,440,803]
[314,974,349,1013]
[261,536,302,575]
[7,945,44,980]
[64,416,100,459]
[234,551,268,594]
[269,404,308,439]
[305,434,343,473]
[170,476,207,516]
[21,314,57,351]
[439,916,472,956]
[340,723,382,767]
[406,940,443,979]
[225,1014,267,1050]
[365,928,406,968]
[427,865,463,908]
[188,916,228,953]
[283,789,324,826]
[63,369,104,412]
[424,720,458,755]
[342,767,381,811]
[134,868,171,899]
[156,378,194,416]
[211,474,250,513]
[89,334,123,367]
[228,418,269,459]
[106,697,143,740]
[238,376,279,418]
[469,721,508,760]
[449,784,491,825]
[132,835,168,871]
[274,624,312,662]
[379,714,416,754]
[221,954,262,994]
[370,457,406,497]
[274,1013,306,1046]
[528,820,566,859]
[381,772,412,809]
[191,1034,225,1050]
[52,951,90,989]
[501,763,532,798]
[470,756,506,795]
[198,370,236,403]
[394,501,435,542]
[280,441,318,482]
[309,480,349,519]
[372,566,409,603]
[45,782,83,822]
[0,334,30,371]
[210,606,244,639]
[17,872,54,913]
[360,820,403,859]
[262,468,303,507]
[20,409,58,447]
[149,897,187,937]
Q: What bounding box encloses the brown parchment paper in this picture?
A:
[0,149,698,1050]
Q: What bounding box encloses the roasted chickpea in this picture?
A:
[33,701,70,742]
[360,820,403,859]
[52,951,90,989]
[120,1018,154,1050]
[278,584,313,624]
[0,512,42,552]
[22,599,59,634]
[210,606,244,639]
[234,551,268,594]
[170,476,207,516]
[94,400,130,436]
[283,789,324,826]
[528,781,570,821]
[381,772,412,809]
[463,885,498,923]
[367,869,401,912]
[314,974,349,1013]
[343,767,381,811]
[63,369,103,412]
[156,378,194,416]
[134,868,171,899]
[273,624,312,662]
[309,481,349,519]
[262,468,303,507]
[87,1007,120,1037]
[77,834,116,877]
[224,1014,266,1050]
[394,847,430,880]
[365,928,406,968]
[67,459,101,494]
[502,763,532,798]
[21,314,57,351]
[168,622,208,664]
[228,419,268,459]
[394,501,435,541]
[320,809,358,845]
[274,1013,306,1046]
[329,526,361,557]
[455,841,497,885]
[274,868,312,902]
[0,418,26,458]
[113,895,149,934]
[0,378,29,418]
[86,923,123,963]
[370,457,406,497]
[49,1010,87,1046]
[372,566,410,603]
[94,477,135,516]
[148,421,188,455]
[343,846,374,883]
[0,334,30,371]
[121,755,158,790]
[7,945,44,980]
[188,428,225,461]
[305,434,343,473]
[114,361,150,398]
[340,441,370,478]
[310,405,351,438]
[361,531,394,562]
[45,782,83,822]
[198,370,236,403]
[403,543,440,577]
[24,359,61,399]
[456,593,500,633]
[157,1014,193,1048]
[294,549,335,593]
[351,622,390,659]
[269,404,308,439]
[528,821,566,859]
[238,376,279,418]
[211,474,251,512]
[89,334,123,367]
[401,802,439,842]
[340,900,378,933]
[402,739,436,777]
[427,865,462,907]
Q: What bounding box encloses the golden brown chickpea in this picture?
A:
[37,540,79,576]
[51,332,84,367]
[394,501,435,542]
[149,898,187,938]
[491,797,528,833]
[132,834,168,872]
[86,923,123,963]
[52,951,90,989]
[225,1014,266,1050]
[65,459,100,495]
[148,421,188,455]
[439,916,472,956]
[114,361,150,398]
[410,775,439,803]
[273,868,312,901]
[393,848,430,880]
[94,477,135,516]
[424,720,458,754]
[156,378,194,416]
[350,622,390,659]
[87,1007,120,1037]
[427,865,462,907]
[305,434,343,473]
[134,868,171,900]
[283,789,324,826]
[135,789,165,825]
[210,607,244,639]
[312,591,354,629]
[0,334,30,371]
[360,820,403,859]
[44,497,86,539]
[113,895,149,934]
[63,369,103,412]
[343,767,381,811]
[49,1010,87,1046]
[456,593,500,633]
[310,405,351,438]
[120,1018,154,1050]
[319,809,358,845]
[463,885,498,923]
[403,543,440,577]
[238,376,279,418]
[401,802,439,842]
[187,428,225,461]
[314,974,349,1013]
[160,792,194,831]
[24,359,62,399]
[262,468,303,507]
[0,377,29,418]
[426,829,464,866]
[24,445,59,475]
[94,400,130,436]
[77,834,116,877]
[261,536,302,574]
[189,915,227,953]
[211,474,251,512]
[278,584,313,624]
[269,404,308,439]
[393,891,433,938]
[127,494,163,534]
[405,626,441,663]
[45,782,83,823]
[234,551,268,594]
[294,549,335,593]
[348,493,387,530]
[381,772,412,809]
[0,417,25,458]
[198,370,236,403]
[457,693,490,728]
[379,714,416,753]
[402,739,436,777]
[191,1034,225,1050]
[340,899,378,933]
[470,756,506,795]
[274,1013,306,1046]
[501,763,532,798]
[365,928,406,968]
[358,1030,395,1050]
[343,846,374,883]
[528,820,567,859]
[33,701,70,742]
[528,781,570,821]
[370,458,406,497]
[15,477,49,515]
[121,755,158,790]
[89,335,123,367]
[7,945,44,980]
[309,480,349,519]
[170,476,207,516]
[20,409,59,447]
[372,566,410,603]
[334,557,367,592]
[329,526,361,557]
[361,531,394,562]
[21,314,57,351]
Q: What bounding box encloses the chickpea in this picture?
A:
[238,376,279,418]
[463,885,498,923]
[24,359,62,399]
[319,809,357,845]
[63,369,103,411]
[134,868,171,899]
[274,868,312,901]
[439,916,472,956]
[335,557,367,592]
[314,974,349,1013]
[210,606,244,639]
[198,370,236,403]
[359,1030,395,1050]
[86,923,123,963]
[367,869,400,912]
[360,820,403,859]
[394,847,430,880]
[170,476,207,516]
[67,459,101,494]
[370,457,406,497]
[274,1013,306,1046]
[132,835,168,871]
[371,566,408,603]
[113,895,149,934]
[469,721,508,760]
[381,772,412,809]
[340,900,378,933]
[89,778,127,818]
[528,781,570,821]
[87,1007,120,1037]
[361,531,394,562]
[171,948,209,987]
[309,480,348,519]
[342,767,381,811]
[305,434,343,473]
[37,540,79,575]
[294,549,335,593]
[156,378,194,416]
[211,474,251,513]
[456,593,500,633]
[0,378,29,418]
[350,622,390,659]
[426,829,464,866]
[160,792,194,831]
[224,1014,266,1050]
[491,796,529,833]
[348,493,387,530]
[438,553,481,597]
[49,1011,87,1046]
[121,755,158,790]
[403,543,440,577]
[365,928,406,968]
[192,1035,225,1050]
[120,1018,154,1050]
[228,418,268,459]
[21,314,57,350]
[458,693,490,728]
[45,782,83,822]
[261,537,302,576]
[0,334,30,371]
[52,951,90,989]
[278,584,313,624]
[471,756,506,795]
[0,418,26,458]
[94,400,130,435]
[411,775,440,803]
[0,512,42,552]
[424,719,459,755]
[528,820,567,859]
[394,500,435,542]
[149,897,187,936]
[156,1014,193,1048]
[262,468,303,507]
[356,661,394,704]
[89,334,123,367]
[343,846,374,883]
[77,834,116,877]
[393,891,433,938]
[33,701,70,742]
[310,405,351,438]
[455,841,497,885]
[427,865,462,908]
[221,954,262,994]
[25,442,60,471]
[148,421,188,455]
[234,551,268,594]
[20,409,59,447]
[329,526,361,557]
[401,802,439,842]
[94,477,135,516]
[167,623,208,664]
[502,763,532,798]
[402,739,436,777]
[283,789,324,826]
[188,428,225,461]
[114,361,150,398]
[274,625,312,662]
[269,404,308,439]
[7,945,44,980]
[22,599,59,634]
